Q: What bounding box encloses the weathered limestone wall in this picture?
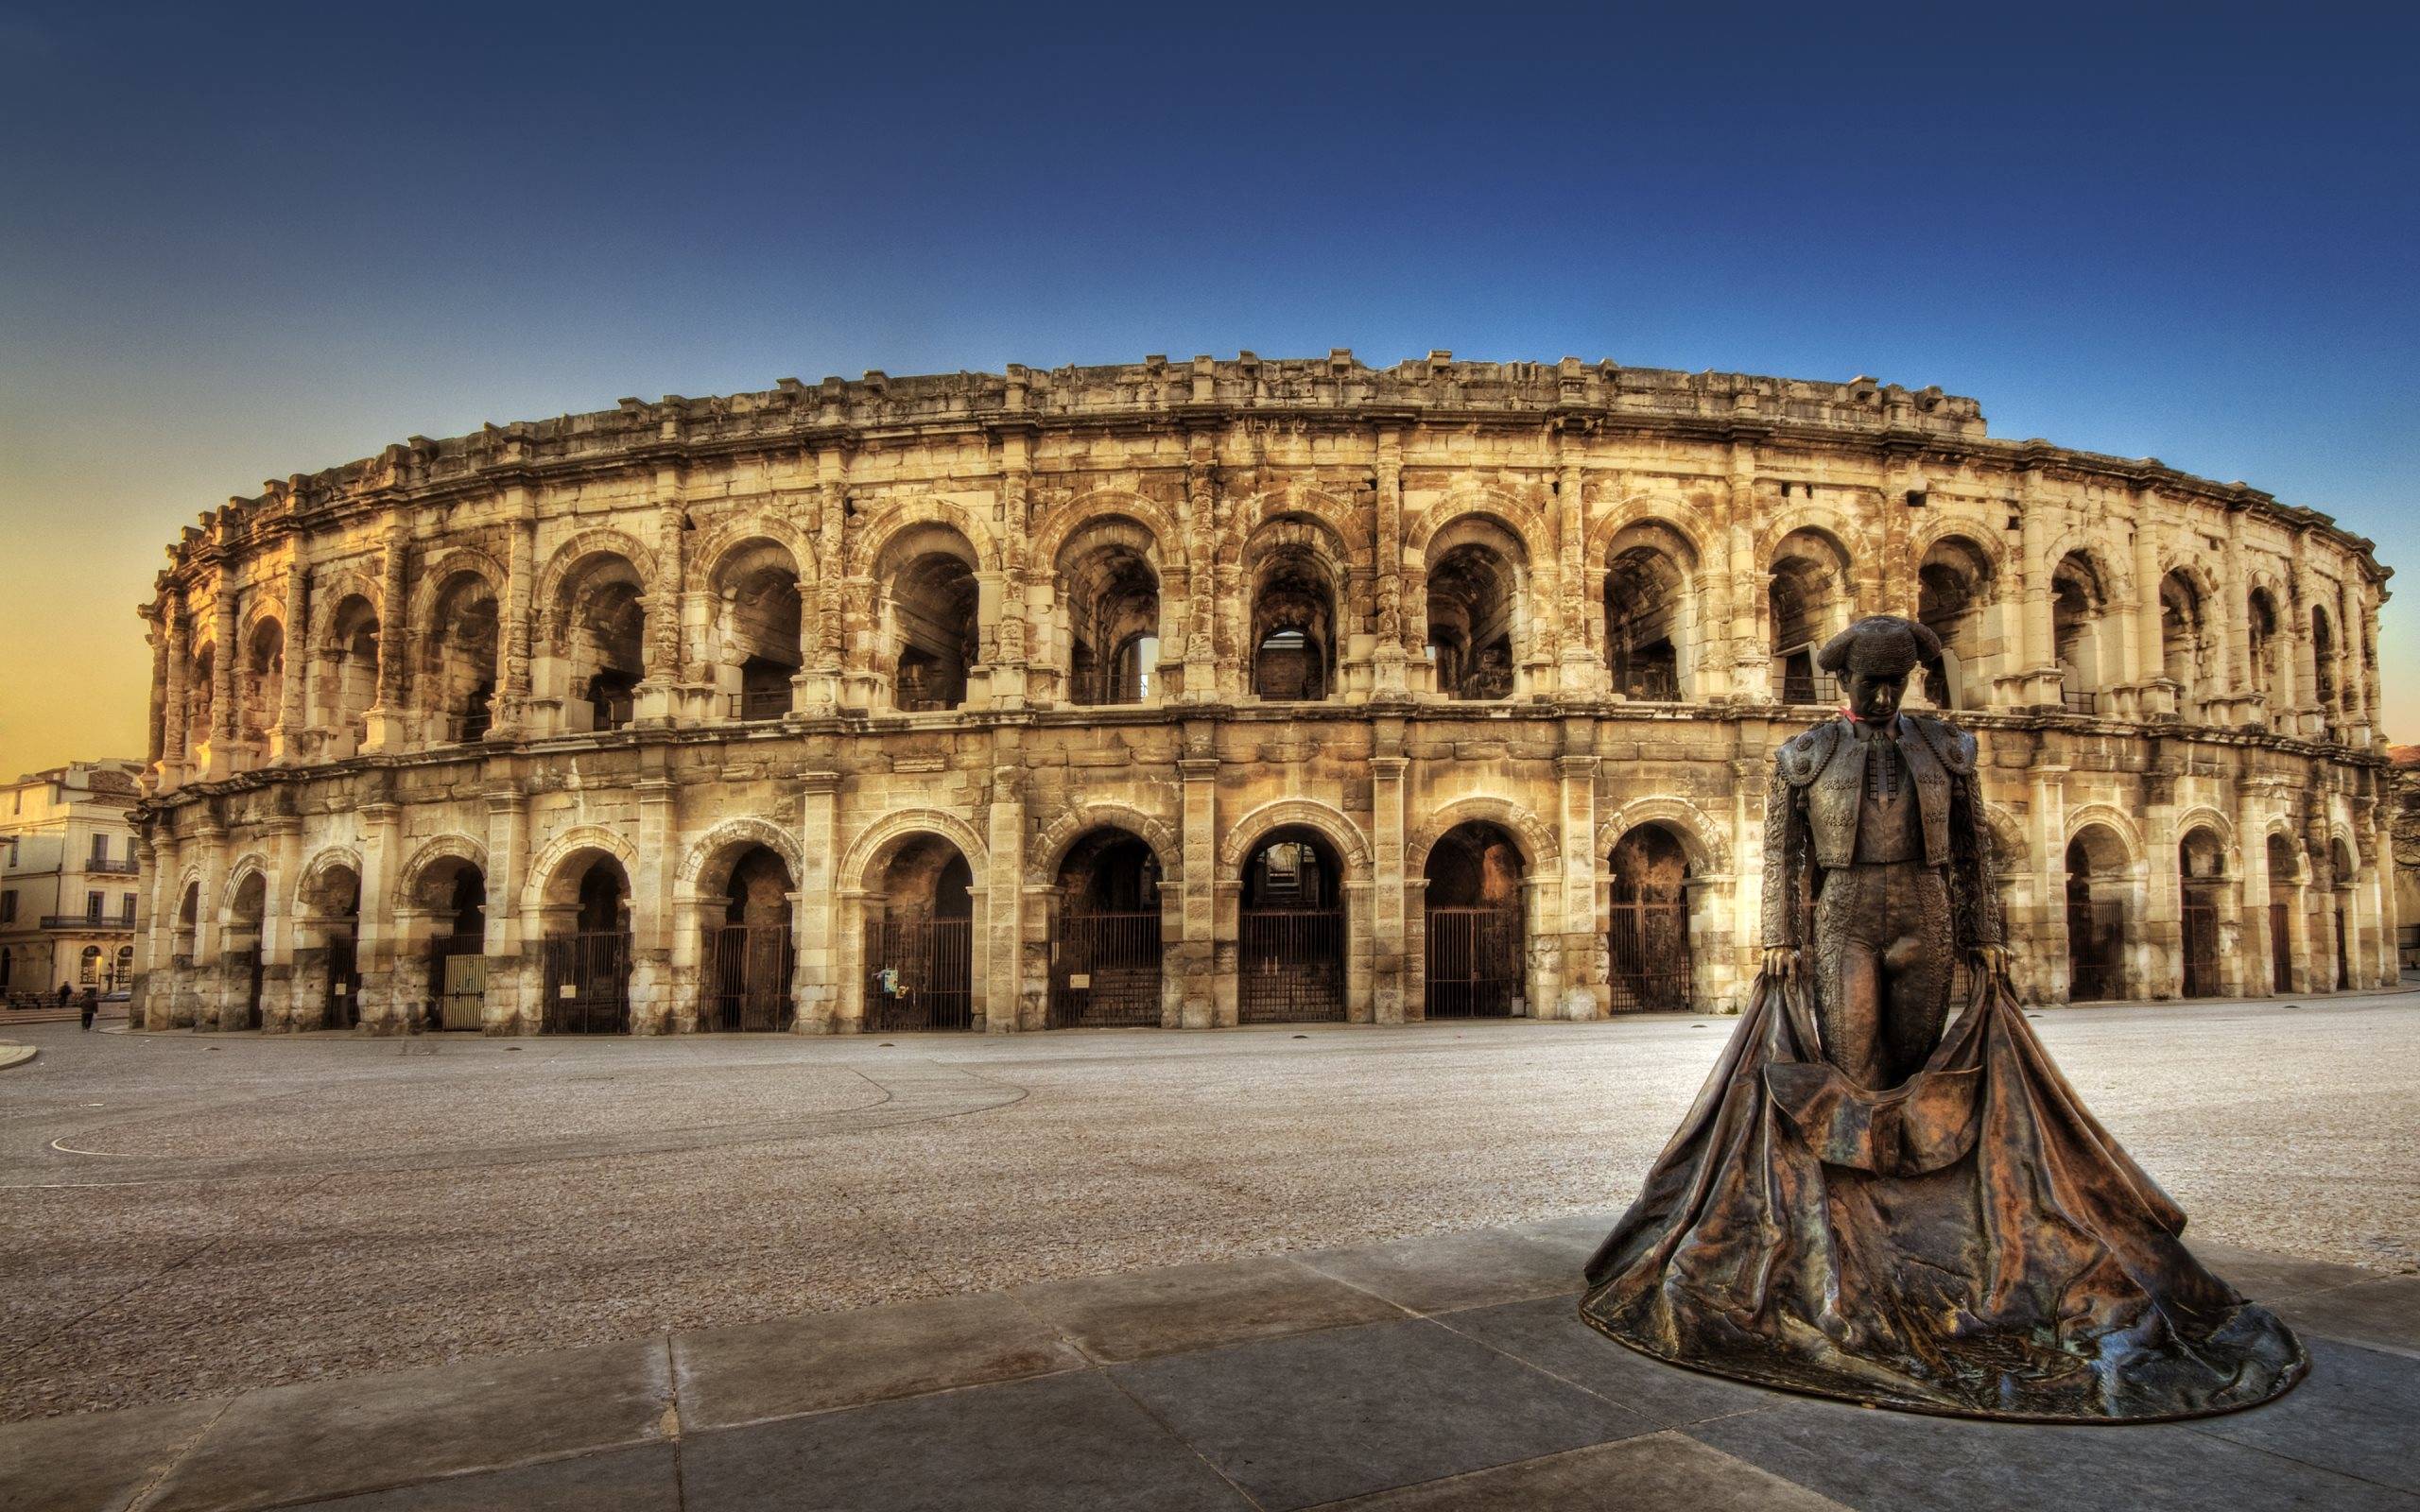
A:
[130,354,2399,1034]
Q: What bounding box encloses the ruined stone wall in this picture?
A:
[128,354,2397,1034]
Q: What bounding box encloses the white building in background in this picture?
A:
[1,760,147,996]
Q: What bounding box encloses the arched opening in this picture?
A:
[420,860,488,1029]
[2051,554,2113,713]
[79,945,100,986]
[1250,543,1338,702]
[1239,827,1345,1022]
[114,944,133,992]
[1605,532,1688,702]
[2328,837,2357,991]
[424,573,499,743]
[1916,538,1994,711]
[319,595,380,748]
[226,870,268,1029]
[175,881,199,969]
[2178,827,2225,997]
[302,863,363,1029]
[554,555,647,732]
[701,844,796,1031]
[1608,824,1693,1012]
[1048,829,1164,1027]
[2065,827,2132,1001]
[711,541,804,721]
[1057,525,1161,707]
[1425,521,1524,700]
[2312,605,2339,719]
[1422,820,1524,1018]
[542,853,630,1033]
[2246,588,2281,719]
[877,527,980,713]
[1,949,12,988]
[239,618,285,749]
[864,835,975,1030]
[2160,572,2208,719]
[1769,529,1848,704]
[2266,833,2299,994]
[187,643,216,750]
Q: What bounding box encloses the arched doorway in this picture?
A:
[2266,833,2299,994]
[1608,825,1692,1012]
[424,573,499,742]
[1238,828,1345,1022]
[226,871,268,1029]
[1423,821,1524,1018]
[1916,537,1993,710]
[1048,830,1163,1027]
[864,836,975,1030]
[701,844,795,1031]
[1056,522,1161,707]
[303,864,363,1029]
[876,527,981,712]
[2065,827,2131,1001]
[2178,827,2225,998]
[543,854,631,1033]
[420,859,488,1029]
[1424,521,1525,701]
[1768,529,1849,704]
[2328,837,2357,991]
[2051,554,2114,713]
[708,541,804,721]
[1248,542,1338,702]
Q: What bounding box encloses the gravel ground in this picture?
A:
[3,992,2414,1421]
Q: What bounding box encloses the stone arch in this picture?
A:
[1596,796,1733,876]
[2064,803,2144,865]
[1754,504,1867,561]
[221,851,273,916]
[1982,802,2030,871]
[1909,513,2011,575]
[1246,482,1366,558]
[1405,486,1548,560]
[688,509,820,594]
[847,496,999,576]
[1028,801,1181,888]
[1406,796,1560,878]
[236,588,288,644]
[295,846,366,916]
[408,545,509,630]
[2039,534,2130,602]
[1219,799,1373,878]
[399,833,490,908]
[534,527,660,631]
[839,807,992,891]
[307,567,385,643]
[676,816,807,897]
[1584,492,1713,567]
[1031,490,1184,573]
[520,825,640,912]
[2174,806,2237,867]
[1240,510,1352,574]
[2259,816,2308,884]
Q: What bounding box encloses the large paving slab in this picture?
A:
[0,1396,223,1512]
[1009,1253,1407,1363]
[1311,1433,1854,1511]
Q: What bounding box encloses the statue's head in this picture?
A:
[1817,614,1944,725]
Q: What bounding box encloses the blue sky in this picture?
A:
[2,2,2413,774]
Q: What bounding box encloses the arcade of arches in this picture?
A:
[130,355,2396,1035]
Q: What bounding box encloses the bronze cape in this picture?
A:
[1578,971,2308,1421]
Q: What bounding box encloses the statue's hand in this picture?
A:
[1762,946,1800,980]
[1971,944,2010,984]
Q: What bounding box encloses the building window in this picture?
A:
[92,833,109,863]
[1,889,14,922]
[79,946,100,984]
[121,894,137,924]
[115,944,133,986]
[0,948,10,987]
[86,891,104,922]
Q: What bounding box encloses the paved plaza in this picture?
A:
[3,993,2416,1507]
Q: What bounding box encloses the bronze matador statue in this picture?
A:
[1580,613,2305,1422]
[1760,616,2005,1090]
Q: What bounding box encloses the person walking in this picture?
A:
[79,988,98,1032]
[56,981,72,1009]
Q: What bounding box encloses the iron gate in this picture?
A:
[1424,905,1522,1018]
[2066,895,2125,1001]
[325,934,360,1029]
[2337,904,2352,990]
[2181,894,2221,998]
[2271,900,2292,993]
[543,930,630,1034]
[1049,910,1162,1028]
[230,948,264,1030]
[702,923,795,1032]
[1607,900,1692,1012]
[1238,907,1345,1022]
[864,917,973,1031]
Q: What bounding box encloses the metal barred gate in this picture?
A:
[1049,910,1163,1028]
[702,923,795,1032]
[864,917,973,1032]
[543,930,630,1034]
[1238,906,1345,1022]
[1607,900,1691,1013]
[2181,893,2221,998]
[2066,895,2125,1002]
[1424,905,1522,1018]
[2270,900,2292,993]
[324,934,360,1029]
[229,948,265,1030]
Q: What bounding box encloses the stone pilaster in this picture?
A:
[355,799,404,1031]
[272,541,310,763]
[492,502,535,738]
[1179,737,1220,1027]
[1372,427,1407,696]
[1556,746,1603,1019]
[364,523,411,750]
[483,782,530,1033]
[793,772,840,1030]
[1369,740,1407,1024]
[985,757,1026,1032]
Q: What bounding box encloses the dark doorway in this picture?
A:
[865,838,975,1031]
[1049,830,1163,1028]
[702,845,795,1031]
[2065,833,2127,1002]
[544,857,630,1033]
[1239,829,1345,1022]
[1608,825,1693,1012]
[2179,828,2224,999]
[1423,821,1524,1018]
[428,865,488,1029]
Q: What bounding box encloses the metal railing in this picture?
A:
[2061,686,2100,715]
[39,915,136,931]
[87,857,139,875]
[727,688,795,722]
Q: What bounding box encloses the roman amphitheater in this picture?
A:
[128,352,2395,1037]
